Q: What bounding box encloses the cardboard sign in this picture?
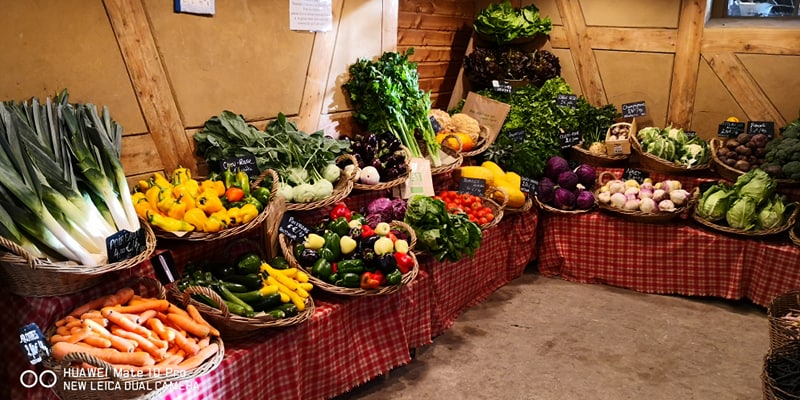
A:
[19,323,49,365]
[520,177,538,195]
[558,130,581,148]
[556,94,578,108]
[747,121,775,138]
[393,157,435,199]
[717,121,746,138]
[279,214,312,242]
[458,177,487,196]
[461,92,512,145]
[622,168,649,184]
[621,101,647,118]
[106,228,146,263]
[221,155,260,178]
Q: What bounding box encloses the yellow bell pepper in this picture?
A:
[173,179,200,200]
[131,193,152,220]
[200,180,226,197]
[156,189,179,215]
[239,203,259,224]
[226,207,242,226]
[209,209,230,227]
[145,186,162,211]
[202,213,225,233]
[196,190,224,214]
[167,201,187,220]
[183,208,208,230]
[147,210,194,232]
[152,172,172,190]
[137,179,152,192]
[171,166,192,186]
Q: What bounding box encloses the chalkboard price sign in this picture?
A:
[556,94,578,108]
[558,130,581,148]
[508,127,527,143]
[717,121,746,138]
[698,180,717,193]
[520,176,538,195]
[19,323,49,365]
[622,168,649,184]
[491,80,513,94]
[458,177,487,196]
[621,101,646,118]
[106,228,146,263]
[747,121,775,138]
[430,115,443,134]
[279,214,312,242]
[567,159,581,171]
[221,155,261,178]
[685,130,697,138]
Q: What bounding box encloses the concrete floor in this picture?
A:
[335,268,769,400]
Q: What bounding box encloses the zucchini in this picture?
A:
[215,283,254,315]
[263,309,286,319]
[223,300,255,318]
[272,303,299,318]
[223,273,263,291]
[250,293,283,312]
[220,281,249,293]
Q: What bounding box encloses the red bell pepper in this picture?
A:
[394,252,414,274]
[360,271,384,289]
[330,202,352,222]
[361,225,375,238]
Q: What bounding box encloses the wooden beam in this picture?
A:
[702,27,800,55]
[704,53,786,126]
[585,27,677,53]
[667,0,706,128]
[103,0,197,173]
[555,0,606,105]
[383,0,399,51]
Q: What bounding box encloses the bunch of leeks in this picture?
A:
[0,90,139,266]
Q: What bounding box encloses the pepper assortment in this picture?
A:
[292,203,414,290]
[132,166,270,233]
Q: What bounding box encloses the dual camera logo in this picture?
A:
[19,370,58,389]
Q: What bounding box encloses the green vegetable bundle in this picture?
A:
[637,126,711,167]
[403,195,482,262]
[761,118,800,180]
[474,1,552,45]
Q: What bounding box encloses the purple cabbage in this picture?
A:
[557,170,579,191]
[365,213,383,229]
[366,197,394,222]
[574,164,596,188]
[575,189,595,210]
[553,187,576,210]
[537,177,555,203]
[544,156,570,181]
[391,198,407,221]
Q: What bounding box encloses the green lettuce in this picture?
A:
[756,194,786,230]
[733,168,776,206]
[697,183,734,221]
[726,196,758,231]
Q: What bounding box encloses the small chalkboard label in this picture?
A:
[221,155,260,178]
[556,94,578,108]
[520,177,538,195]
[621,101,646,118]
[685,130,697,138]
[698,181,717,193]
[279,214,312,242]
[508,128,526,143]
[491,80,513,94]
[430,115,443,134]
[458,177,487,196]
[717,121,746,138]
[568,159,581,171]
[559,130,581,149]
[106,228,146,264]
[150,250,178,285]
[19,323,49,365]
[622,168,649,184]
[748,121,775,138]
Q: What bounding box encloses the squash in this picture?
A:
[457,166,495,186]
[436,132,474,152]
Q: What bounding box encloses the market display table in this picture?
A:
[0,208,538,400]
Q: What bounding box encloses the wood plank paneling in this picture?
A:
[704,53,785,125]
[702,27,800,55]
[555,0,607,105]
[398,29,473,47]
[585,27,677,53]
[667,0,706,128]
[738,54,800,123]
[400,0,475,18]
[398,12,473,30]
[580,0,681,28]
[399,46,467,63]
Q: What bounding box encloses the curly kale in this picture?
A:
[464,47,561,88]
[526,49,561,87]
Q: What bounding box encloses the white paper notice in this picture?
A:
[290,0,333,32]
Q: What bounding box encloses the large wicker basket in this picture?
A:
[0,219,156,297]
[630,133,711,175]
[791,223,800,247]
[42,277,224,400]
[352,146,412,192]
[279,221,419,296]
[168,284,315,341]
[427,145,464,176]
[502,195,533,214]
[154,169,279,242]
[710,137,800,187]
[691,202,799,237]
[285,154,357,212]
[567,144,630,167]
[768,290,800,351]
[532,190,596,215]
[762,341,800,400]
[593,172,695,223]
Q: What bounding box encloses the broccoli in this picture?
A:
[782,161,800,180]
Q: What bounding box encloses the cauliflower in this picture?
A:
[429,109,453,133]
[588,141,607,154]
[450,113,481,142]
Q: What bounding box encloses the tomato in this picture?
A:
[478,217,488,225]
[485,213,494,222]
[471,201,482,210]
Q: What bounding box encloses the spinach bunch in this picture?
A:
[343,49,442,166]
[403,195,482,263]
[575,100,620,147]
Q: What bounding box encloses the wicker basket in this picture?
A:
[285,154,356,212]
[168,284,315,341]
[762,341,800,400]
[438,126,493,158]
[768,290,800,351]
[154,169,279,242]
[533,194,596,215]
[503,195,533,214]
[352,146,412,192]
[691,202,799,237]
[42,277,224,400]
[630,133,711,175]
[0,219,156,297]
[279,221,419,296]
[593,172,695,223]
[711,138,800,187]
[479,188,505,230]
[427,145,464,176]
[791,223,800,247]
[567,144,630,167]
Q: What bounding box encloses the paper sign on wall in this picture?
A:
[461,92,511,144]
[290,0,333,32]
[393,158,434,199]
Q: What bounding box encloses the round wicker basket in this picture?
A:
[710,137,800,187]
[439,126,493,158]
[168,284,315,341]
[767,290,800,351]
[691,202,799,237]
[352,146,412,192]
[503,195,533,214]
[0,219,156,297]
[790,223,800,247]
[479,188,505,230]
[42,277,224,400]
[285,154,357,212]
[593,172,695,223]
[533,194,596,215]
[761,341,800,400]
[567,144,630,167]
[279,221,418,296]
[427,145,464,176]
[630,134,711,175]
[154,169,279,242]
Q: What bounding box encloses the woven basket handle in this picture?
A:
[390,220,417,251]
[250,168,280,199]
[0,236,38,268]
[336,154,360,182]
[181,285,231,319]
[438,132,463,152]
[61,352,119,381]
[487,186,509,209]
[785,202,800,227]
[596,171,619,187]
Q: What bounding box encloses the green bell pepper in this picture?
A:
[269,256,291,270]
[236,252,263,275]
[252,186,271,207]
[328,217,350,237]
[310,258,333,282]
[336,259,364,275]
[322,231,341,260]
[336,272,361,288]
[385,269,403,285]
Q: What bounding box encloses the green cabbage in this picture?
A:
[733,168,776,206]
[697,183,734,221]
[757,194,786,230]
[726,196,758,231]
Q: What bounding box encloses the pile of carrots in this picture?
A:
[49,286,220,374]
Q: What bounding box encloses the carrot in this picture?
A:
[102,299,170,315]
[186,304,220,337]
[81,335,112,348]
[166,312,210,338]
[168,327,199,356]
[56,326,72,337]
[79,310,103,320]
[110,328,166,360]
[101,287,135,308]
[67,295,111,318]
[49,328,90,344]
[138,309,157,325]
[83,319,135,353]
[102,309,152,337]
[51,341,155,367]
[166,303,190,318]
[146,318,173,342]
[64,319,83,331]
[177,342,218,369]
[197,336,211,349]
